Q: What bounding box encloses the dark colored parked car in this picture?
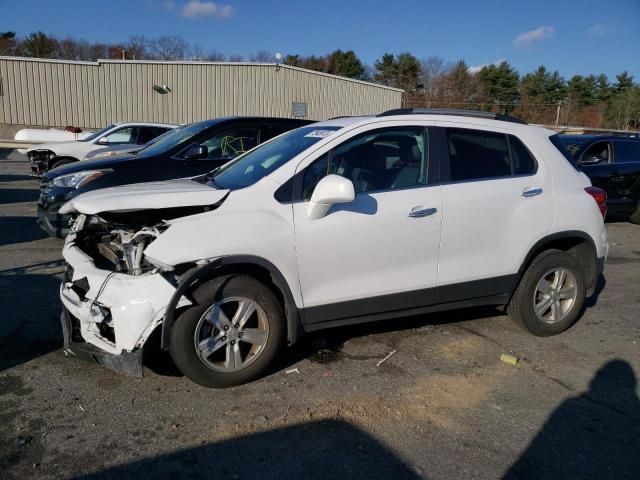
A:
[557,134,640,223]
[39,117,313,237]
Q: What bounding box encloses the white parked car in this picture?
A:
[26,122,176,175]
[59,109,608,387]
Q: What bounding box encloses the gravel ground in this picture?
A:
[1,148,639,480]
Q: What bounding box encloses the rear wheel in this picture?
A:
[169,274,284,388]
[629,201,640,224]
[508,250,586,336]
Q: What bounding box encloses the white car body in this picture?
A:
[26,122,176,174]
[15,128,93,154]
[59,112,608,378]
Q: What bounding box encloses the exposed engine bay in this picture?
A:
[71,214,165,275]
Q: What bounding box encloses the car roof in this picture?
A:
[111,121,179,128]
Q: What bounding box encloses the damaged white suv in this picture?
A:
[59,109,608,387]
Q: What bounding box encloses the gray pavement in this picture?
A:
[1,148,639,480]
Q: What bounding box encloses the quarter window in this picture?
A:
[509,135,537,175]
[302,127,428,199]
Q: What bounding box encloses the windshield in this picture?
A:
[210,126,341,190]
[81,124,115,142]
[136,122,212,156]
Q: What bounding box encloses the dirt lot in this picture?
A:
[1,148,639,480]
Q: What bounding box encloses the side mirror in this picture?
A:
[308,174,355,220]
[184,144,208,161]
[579,155,603,165]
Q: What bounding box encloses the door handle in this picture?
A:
[408,207,438,218]
[521,187,543,198]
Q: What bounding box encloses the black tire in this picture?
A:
[49,158,76,171]
[507,250,586,336]
[169,274,284,388]
[629,202,640,224]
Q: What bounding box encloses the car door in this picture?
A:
[436,125,554,302]
[610,139,640,210]
[292,124,443,326]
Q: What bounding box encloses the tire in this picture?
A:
[507,250,586,336]
[49,158,75,171]
[629,202,640,224]
[169,274,284,388]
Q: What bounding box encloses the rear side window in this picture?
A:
[613,140,640,163]
[446,128,511,181]
[508,135,537,175]
[549,134,580,171]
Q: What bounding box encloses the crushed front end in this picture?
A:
[28,149,55,176]
[60,214,188,376]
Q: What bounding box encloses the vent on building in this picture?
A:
[292,102,307,118]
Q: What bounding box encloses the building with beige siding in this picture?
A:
[0,56,402,133]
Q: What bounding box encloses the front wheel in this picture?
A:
[508,251,586,336]
[169,274,284,388]
[629,201,640,224]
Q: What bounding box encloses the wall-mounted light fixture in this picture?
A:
[275,52,282,71]
[153,84,172,94]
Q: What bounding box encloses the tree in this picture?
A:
[478,61,520,111]
[326,49,365,79]
[250,50,273,63]
[420,56,449,103]
[374,52,422,91]
[149,35,188,60]
[614,71,634,93]
[441,60,473,105]
[22,31,58,58]
[374,53,398,87]
[0,31,17,55]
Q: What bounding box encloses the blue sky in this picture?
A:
[3,0,639,79]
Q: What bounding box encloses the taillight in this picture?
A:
[585,186,607,219]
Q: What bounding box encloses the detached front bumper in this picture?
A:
[60,241,185,375]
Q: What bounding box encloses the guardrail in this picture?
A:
[0,139,43,149]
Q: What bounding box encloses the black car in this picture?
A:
[39,117,313,237]
[557,134,640,223]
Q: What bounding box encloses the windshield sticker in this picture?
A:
[304,130,335,139]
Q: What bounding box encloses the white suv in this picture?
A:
[58,110,608,387]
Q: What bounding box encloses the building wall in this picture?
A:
[0,57,402,129]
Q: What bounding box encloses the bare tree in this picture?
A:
[249,50,273,62]
[149,35,189,60]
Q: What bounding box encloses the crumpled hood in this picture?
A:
[59,179,229,214]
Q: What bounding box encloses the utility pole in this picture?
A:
[122,49,126,60]
[555,101,561,127]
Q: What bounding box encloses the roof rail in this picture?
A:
[377,108,527,124]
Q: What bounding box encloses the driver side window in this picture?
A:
[579,141,610,164]
[302,127,428,200]
[102,127,137,144]
[199,128,259,160]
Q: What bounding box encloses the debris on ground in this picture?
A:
[321,369,336,377]
[500,353,519,365]
[15,435,32,446]
[376,350,397,367]
[285,368,300,374]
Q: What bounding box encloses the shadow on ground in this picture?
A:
[0,174,35,182]
[0,268,63,372]
[0,188,39,204]
[504,359,640,479]
[72,419,422,480]
[0,216,49,246]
